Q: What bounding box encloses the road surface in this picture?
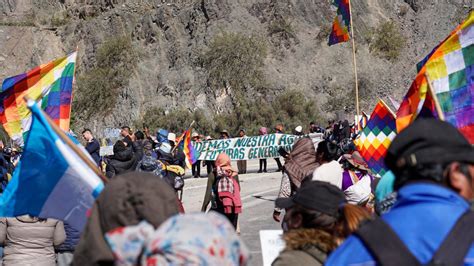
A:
[182,159,283,266]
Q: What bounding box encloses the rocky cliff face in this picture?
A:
[0,0,472,135]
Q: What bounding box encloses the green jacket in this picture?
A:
[272,228,333,266]
[201,172,240,212]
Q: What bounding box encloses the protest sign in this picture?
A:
[103,128,121,139]
[99,128,121,156]
[194,133,323,161]
[260,230,285,266]
[99,146,114,156]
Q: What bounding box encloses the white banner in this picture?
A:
[194,133,323,161]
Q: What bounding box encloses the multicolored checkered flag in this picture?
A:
[397,11,474,143]
[328,0,351,46]
[0,52,77,146]
[355,100,397,177]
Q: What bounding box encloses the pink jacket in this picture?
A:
[218,177,242,214]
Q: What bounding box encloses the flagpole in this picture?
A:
[349,0,360,120]
[25,96,108,183]
[379,98,397,119]
[67,46,79,131]
[172,120,195,153]
[425,75,445,121]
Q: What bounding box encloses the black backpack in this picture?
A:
[354,211,474,266]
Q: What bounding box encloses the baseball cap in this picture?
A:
[275,180,346,217]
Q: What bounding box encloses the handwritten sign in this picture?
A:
[260,230,285,266]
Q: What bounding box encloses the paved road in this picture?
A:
[182,159,283,266]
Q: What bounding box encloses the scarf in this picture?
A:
[284,137,319,188]
[215,153,237,177]
[72,172,180,266]
[105,212,250,266]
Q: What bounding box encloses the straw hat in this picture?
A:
[343,151,370,172]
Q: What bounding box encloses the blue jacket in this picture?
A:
[57,222,81,252]
[326,183,474,265]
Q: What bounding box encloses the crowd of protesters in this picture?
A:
[0,117,473,265]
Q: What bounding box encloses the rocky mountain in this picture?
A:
[0,0,472,136]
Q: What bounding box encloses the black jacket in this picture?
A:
[132,140,144,162]
[105,147,137,178]
[85,139,101,166]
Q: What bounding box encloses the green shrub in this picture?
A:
[268,18,296,39]
[370,21,405,61]
[50,13,69,27]
[202,32,267,90]
[135,90,323,137]
[0,20,35,27]
[137,107,214,136]
[73,35,137,119]
[214,90,323,135]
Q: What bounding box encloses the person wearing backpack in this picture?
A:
[326,119,474,266]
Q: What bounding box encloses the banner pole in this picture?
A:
[172,120,195,153]
[379,98,397,119]
[349,0,360,120]
[426,75,445,121]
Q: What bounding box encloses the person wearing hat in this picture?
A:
[326,119,474,266]
[340,151,374,207]
[203,136,215,176]
[272,181,370,266]
[237,129,247,175]
[191,132,202,178]
[167,132,186,168]
[273,125,284,172]
[294,126,304,136]
[220,130,230,139]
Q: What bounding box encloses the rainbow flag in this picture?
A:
[355,100,397,177]
[328,0,351,46]
[397,12,474,143]
[182,130,198,169]
[0,52,76,146]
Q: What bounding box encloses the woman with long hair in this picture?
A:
[272,181,371,265]
[312,140,344,187]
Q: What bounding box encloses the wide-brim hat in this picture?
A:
[343,151,370,172]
